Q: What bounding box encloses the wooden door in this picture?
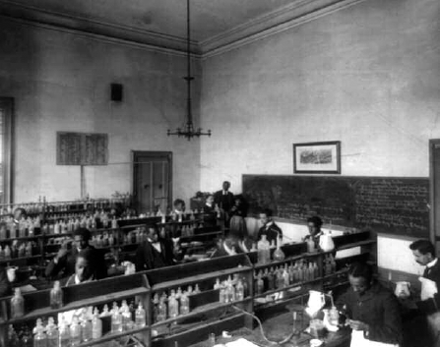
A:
[430,139,440,257]
[132,151,172,215]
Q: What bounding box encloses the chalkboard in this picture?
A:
[242,175,429,237]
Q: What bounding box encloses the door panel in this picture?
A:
[133,152,172,215]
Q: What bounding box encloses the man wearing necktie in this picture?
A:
[135,226,176,271]
[409,239,440,346]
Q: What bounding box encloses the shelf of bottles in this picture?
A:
[144,253,254,346]
[250,235,343,310]
[2,273,151,347]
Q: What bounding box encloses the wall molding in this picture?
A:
[0,0,370,59]
[201,0,370,59]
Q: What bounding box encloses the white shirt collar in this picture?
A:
[427,258,438,268]
[223,241,236,256]
[265,221,274,229]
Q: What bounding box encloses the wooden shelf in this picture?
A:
[78,325,150,347]
[152,297,252,328]
[2,287,149,325]
[152,266,252,292]
[0,254,41,264]
[0,235,41,242]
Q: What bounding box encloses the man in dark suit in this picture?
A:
[214,181,234,215]
[257,208,282,245]
[45,228,107,280]
[135,226,176,271]
[410,239,440,346]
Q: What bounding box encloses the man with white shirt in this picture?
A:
[257,208,282,245]
[409,239,440,346]
[135,226,175,271]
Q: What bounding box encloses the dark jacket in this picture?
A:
[336,282,402,344]
[135,240,175,271]
[257,222,282,245]
[213,190,234,213]
[417,258,440,315]
[45,246,107,280]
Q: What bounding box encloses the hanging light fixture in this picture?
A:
[167,0,211,140]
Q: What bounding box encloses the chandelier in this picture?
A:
[167,0,211,140]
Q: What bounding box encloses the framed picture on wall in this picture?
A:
[293,141,341,174]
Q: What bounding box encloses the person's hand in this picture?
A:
[56,240,70,260]
[347,319,369,331]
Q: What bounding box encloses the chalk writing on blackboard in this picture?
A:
[243,175,429,238]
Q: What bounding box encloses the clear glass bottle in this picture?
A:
[168,292,179,319]
[92,308,103,339]
[50,281,63,309]
[157,297,167,321]
[257,235,270,264]
[80,313,93,342]
[58,318,70,347]
[135,303,146,327]
[11,288,24,318]
[70,317,82,347]
[273,236,285,261]
[236,279,244,301]
[111,308,123,333]
[256,273,264,295]
[180,293,190,315]
[46,317,58,347]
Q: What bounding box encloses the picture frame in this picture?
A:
[293,141,341,174]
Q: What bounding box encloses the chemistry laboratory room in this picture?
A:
[0,0,439,346]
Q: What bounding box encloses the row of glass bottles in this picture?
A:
[214,276,247,304]
[152,284,203,322]
[0,241,37,259]
[0,217,41,240]
[254,260,320,295]
[257,235,285,264]
[8,301,146,347]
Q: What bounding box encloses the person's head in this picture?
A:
[75,249,96,282]
[234,197,243,206]
[222,181,231,191]
[307,216,323,236]
[73,228,91,251]
[348,262,373,295]
[146,227,159,242]
[173,199,185,212]
[13,208,26,221]
[206,194,214,205]
[259,208,273,226]
[409,239,435,266]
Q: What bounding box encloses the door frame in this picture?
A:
[429,139,440,248]
[131,150,173,213]
[0,98,14,204]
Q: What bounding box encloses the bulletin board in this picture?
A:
[57,132,108,166]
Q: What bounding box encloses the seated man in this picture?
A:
[65,248,99,286]
[211,236,240,258]
[303,216,324,247]
[336,262,402,347]
[45,228,107,280]
[135,226,176,271]
[257,208,282,245]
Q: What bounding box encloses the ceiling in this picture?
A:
[0,0,363,55]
